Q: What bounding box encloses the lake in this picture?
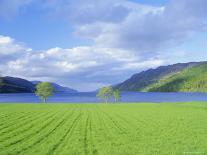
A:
[0,92,207,103]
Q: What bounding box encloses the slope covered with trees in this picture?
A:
[115,61,207,92]
[146,63,207,92]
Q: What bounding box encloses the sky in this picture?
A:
[0,0,207,91]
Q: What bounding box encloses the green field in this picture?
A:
[1,103,207,154]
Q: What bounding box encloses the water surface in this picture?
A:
[0,92,207,103]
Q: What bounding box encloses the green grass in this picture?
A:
[1,102,207,154]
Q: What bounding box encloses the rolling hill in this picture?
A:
[115,61,207,92]
[0,76,35,93]
[32,81,77,93]
[0,76,77,93]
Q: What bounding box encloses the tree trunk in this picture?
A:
[105,98,108,104]
[43,98,46,103]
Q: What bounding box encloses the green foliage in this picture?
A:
[35,82,54,103]
[113,89,121,102]
[97,86,113,103]
[1,103,207,154]
[145,63,207,92]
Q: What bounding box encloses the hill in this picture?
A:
[0,76,35,93]
[0,76,77,93]
[32,81,77,93]
[115,61,207,92]
[146,63,207,92]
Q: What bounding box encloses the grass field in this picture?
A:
[0,103,207,154]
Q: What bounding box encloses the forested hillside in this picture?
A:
[115,61,207,92]
[146,63,207,92]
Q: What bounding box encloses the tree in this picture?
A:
[97,86,113,103]
[35,82,54,103]
[113,89,121,103]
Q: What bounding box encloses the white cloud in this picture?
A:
[0,35,30,55]
[113,59,164,71]
[0,35,164,91]
[0,36,13,44]
[53,0,207,57]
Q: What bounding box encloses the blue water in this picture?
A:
[0,92,207,103]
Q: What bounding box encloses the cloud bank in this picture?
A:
[0,35,163,91]
[0,0,207,91]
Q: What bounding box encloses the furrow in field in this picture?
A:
[88,112,98,155]
[0,113,17,123]
[0,108,66,152]
[0,111,49,138]
[94,106,136,154]
[96,108,109,139]
[0,111,40,129]
[71,106,102,155]
[111,113,146,145]
[46,111,82,155]
[114,109,155,133]
[114,113,140,133]
[84,114,90,155]
[14,109,74,154]
[0,110,37,119]
[99,108,126,134]
[50,108,88,154]
[89,106,125,154]
[6,107,76,155]
[95,106,118,143]
[0,113,7,118]
[0,112,23,120]
[0,113,32,132]
[0,109,55,143]
[25,108,79,154]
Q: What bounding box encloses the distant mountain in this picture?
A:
[32,81,77,93]
[0,76,35,93]
[114,61,207,92]
[0,76,77,93]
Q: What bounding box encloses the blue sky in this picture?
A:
[131,0,167,6]
[0,0,207,91]
[0,2,93,50]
